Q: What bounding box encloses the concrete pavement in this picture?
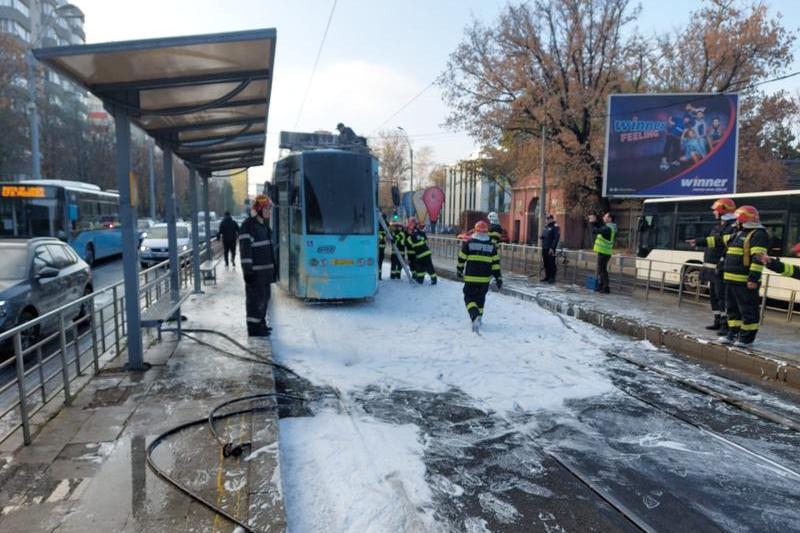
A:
[0,266,285,533]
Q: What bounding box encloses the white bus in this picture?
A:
[636,190,800,301]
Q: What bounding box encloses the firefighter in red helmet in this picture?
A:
[240,195,277,336]
[758,242,800,281]
[720,205,769,347]
[406,217,436,285]
[457,220,502,333]
[687,197,737,334]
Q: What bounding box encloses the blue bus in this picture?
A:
[268,134,379,300]
[0,180,122,265]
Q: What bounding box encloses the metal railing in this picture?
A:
[0,242,220,447]
[428,236,800,323]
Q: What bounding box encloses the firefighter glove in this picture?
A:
[496,278,503,289]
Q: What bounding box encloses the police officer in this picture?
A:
[389,220,406,279]
[688,198,737,333]
[540,213,560,283]
[217,211,240,267]
[487,212,506,245]
[239,195,277,337]
[758,243,800,280]
[722,205,769,347]
[457,220,502,332]
[407,218,437,284]
[589,212,616,294]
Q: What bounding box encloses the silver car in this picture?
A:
[139,223,192,268]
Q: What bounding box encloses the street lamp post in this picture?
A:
[397,126,413,193]
[27,2,84,180]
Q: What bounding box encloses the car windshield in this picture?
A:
[147,226,189,239]
[0,246,28,280]
[304,152,374,235]
[137,220,152,230]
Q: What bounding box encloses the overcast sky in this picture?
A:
[71,0,799,195]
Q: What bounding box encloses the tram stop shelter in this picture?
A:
[34,29,277,370]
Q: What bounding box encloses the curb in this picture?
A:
[434,265,800,390]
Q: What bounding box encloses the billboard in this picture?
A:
[603,93,738,197]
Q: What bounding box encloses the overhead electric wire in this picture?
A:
[294,0,338,127]
[372,79,437,133]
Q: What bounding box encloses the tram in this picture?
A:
[267,131,379,300]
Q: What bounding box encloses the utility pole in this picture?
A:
[26,52,41,180]
[538,124,546,247]
[147,140,156,219]
[397,126,413,192]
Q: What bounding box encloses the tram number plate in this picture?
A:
[332,259,353,266]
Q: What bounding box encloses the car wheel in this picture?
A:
[682,265,702,292]
[76,285,93,322]
[85,244,95,267]
[18,311,39,353]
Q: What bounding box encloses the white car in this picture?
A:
[139,223,192,268]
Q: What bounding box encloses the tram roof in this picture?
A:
[34,28,276,175]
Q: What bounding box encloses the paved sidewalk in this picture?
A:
[0,267,284,533]
[432,252,800,386]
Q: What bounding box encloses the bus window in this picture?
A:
[0,198,63,238]
[759,212,786,256]
[303,153,374,235]
[676,214,715,251]
[789,213,800,252]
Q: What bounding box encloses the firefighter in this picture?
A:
[487,212,506,245]
[216,211,240,267]
[407,218,437,284]
[404,217,417,278]
[589,212,617,294]
[378,214,387,280]
[758,243,800,280]
[540,213,560,283]
[389,220,406,279]
[721,205,769,347]
[688,198,737,333]
[239,195,277,337]
[457,220,502,332]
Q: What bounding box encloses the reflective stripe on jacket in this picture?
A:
[457,235,501,284]
[723,227,768,284]
[766,258,800,280]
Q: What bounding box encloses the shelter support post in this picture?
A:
[189,167,203,294]
[113,109,144,370]
[163,148,181,302]
[202,174,212,261]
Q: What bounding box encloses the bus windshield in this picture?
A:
[0,196,65,239]
[303,153,374,235]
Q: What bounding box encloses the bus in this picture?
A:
[636,190,800,301]
[0,180,122,265]
[267,133,379,300]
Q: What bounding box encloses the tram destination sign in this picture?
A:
[603,93,738,198]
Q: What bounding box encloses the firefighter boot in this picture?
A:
[720,327,739,345]
[705,315,722,331]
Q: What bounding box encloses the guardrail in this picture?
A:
[0,241,221,447]
[428,236,800,323]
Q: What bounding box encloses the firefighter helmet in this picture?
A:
[252,194,270,212]
[487,212,499,224]
[734,205,759,225]
[792,243,800,256]
[474,220,489,233]
[711,198,736,215]
[406,217,417,230]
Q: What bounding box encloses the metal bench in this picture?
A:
[141,290,192,339]
[200,259,220,285]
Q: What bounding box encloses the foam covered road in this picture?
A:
[270,269,800,533]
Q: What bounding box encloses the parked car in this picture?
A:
[0,238,93,354]
[139,223,192,268]
[137,218,156,247]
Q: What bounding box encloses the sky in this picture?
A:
[70,0,800,195]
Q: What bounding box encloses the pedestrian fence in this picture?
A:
[428,236,800,324]
[0,241,221,447]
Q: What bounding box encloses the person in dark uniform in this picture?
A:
[377,215,387,280]
[487,212,506,246]
[457,220,502,332]
[589,212,617,294]
[239,195,277,337]
[389,220,406,279]
[216,211,240,267]
[687,198,737,333]
[336,123,357,145]
[721,205,769,347]
[407,218,437,285]
[540,213,560,283]
[758,243,800,280]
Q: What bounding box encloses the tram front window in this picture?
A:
[304,153,374,235]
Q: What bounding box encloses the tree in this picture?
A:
[373,131,410,211]
[441,0,645,211]
[0,35,30,178]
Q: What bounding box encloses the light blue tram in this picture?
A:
[267,133,379,300]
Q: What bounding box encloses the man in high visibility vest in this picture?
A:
[721,205,769,347]
[589,212,617,294]
[457,220,502,333]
